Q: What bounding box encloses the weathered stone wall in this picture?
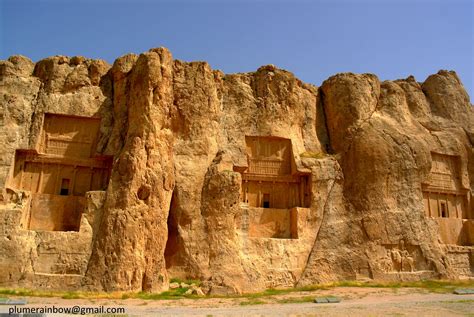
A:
[0,48,472,293]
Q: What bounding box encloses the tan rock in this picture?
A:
[422,70,472,128]
[194,287,205,296]
[0,47,472,294]
[83,48,175,292]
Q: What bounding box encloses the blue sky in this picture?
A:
[1,0,473,99]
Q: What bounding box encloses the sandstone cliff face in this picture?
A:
[84,49,175,292]
[0,54,111,289]
[0,48,472,293]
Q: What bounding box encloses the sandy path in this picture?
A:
[1,287,473,316]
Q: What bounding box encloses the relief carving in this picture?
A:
[236,136,310,209]
[7,113,112,231]
[375,241,418,273]
[422,153,470,219]
[234,136,310,239]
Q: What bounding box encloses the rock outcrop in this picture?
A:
[0,48,472,293]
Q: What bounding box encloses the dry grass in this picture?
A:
[1,279,473,301]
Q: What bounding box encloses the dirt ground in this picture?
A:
[1,287,473,316]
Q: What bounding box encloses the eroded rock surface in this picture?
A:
[0,48,473,293]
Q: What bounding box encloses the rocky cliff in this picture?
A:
[0,48,472,293]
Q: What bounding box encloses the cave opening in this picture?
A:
[164,191,180,270]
